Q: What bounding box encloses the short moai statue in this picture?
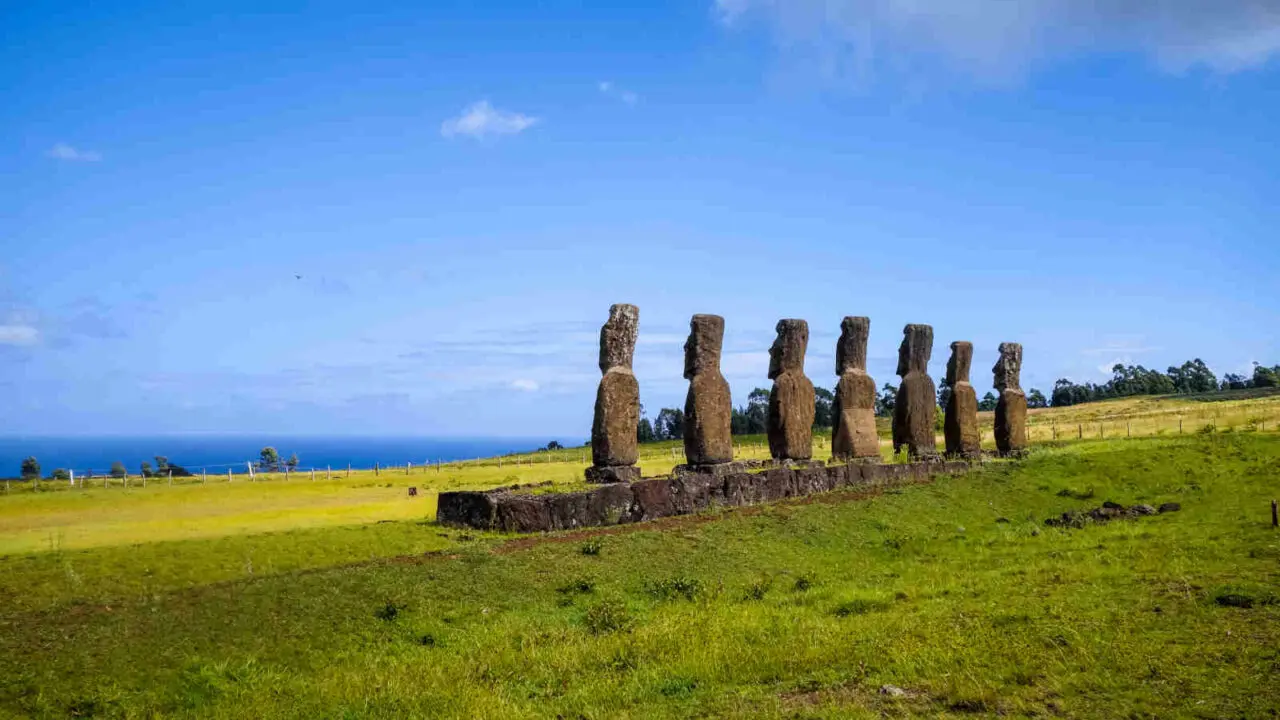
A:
[682,314,733,467]
[892,324,938,458]
[767,319,816,461]
[993,342,1028,457]
[943,341,980,458]
[586,304,641,483]
[831,316,880,461]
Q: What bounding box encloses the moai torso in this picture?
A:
[683,314,733,466]
[892,324,938,458]
[944,341,980,458]
[993,342,1027,457]
[832,316,880,461]
[587,304,641,482]
[767,319,815,461]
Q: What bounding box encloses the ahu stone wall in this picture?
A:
[438,459,973,533]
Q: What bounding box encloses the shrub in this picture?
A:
[584,600,630,635]
[374,600,404,622]
[833,598,890,617]
[580,539,603,556]
[793,573,816,592]
[645,576,703,601]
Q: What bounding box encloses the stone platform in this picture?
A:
[437,460,973,533]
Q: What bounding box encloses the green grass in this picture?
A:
[2,432,1279,718]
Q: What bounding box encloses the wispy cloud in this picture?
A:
[511,378,540,392]
[47,142,102,162]
[440,101,539,139]
[598,80,639,105]
[715,0,1280,82]
[0,323,39,346]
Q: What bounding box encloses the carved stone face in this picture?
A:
[992,342,1023,391]
[836,316,869,375]
[598,304,639,373]
[768,319,808,380]
[684,314,724,379]
[896,324,933,378]
[946,341,973,385]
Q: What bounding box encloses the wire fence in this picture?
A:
[4,405,1278,495]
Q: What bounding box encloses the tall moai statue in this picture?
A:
[943,341,980,458]
[683,314,733,467]
[892,324,938,458]
[586,304,641,483]
[767,319,815,461]
[831,316,880,461]
[993,342,1028,457]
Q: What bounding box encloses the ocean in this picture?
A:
[0,435,577,478]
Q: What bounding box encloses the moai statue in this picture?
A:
[944,341,980,458]
[586,304,641,483]
[682,314,733,467]
[993,342,1028,457]
[767,319,815,462]
[832,316,880,461]
[892,324,938,458]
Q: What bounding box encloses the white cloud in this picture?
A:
[440,101,538,139]
[511,378,540,392]
[47,143,102,162]
[0,324,39,346]
[598,80,640,105]
[715,0,1280,80]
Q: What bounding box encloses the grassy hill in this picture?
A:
[1,392,1279,717]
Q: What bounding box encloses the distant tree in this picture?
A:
[655,408,685,441]
[936,377,952,411]
[731,388,771,435]
[259,447,281,472]
[637,404,656,443]
[546,440,563,451]
[1027,388,1048,409]
[20,456,39,481]
[875,383,897,417]
[287,453,300,470]
[1252,363,1279,388]
[1220,373,1251,391]
[978,392,998,412]
[110,461,127,479]
[813,387,835,429]
[51,468,70,481]
[154,456,169,471]
[1167,359,1217,394]
[141,461,154,477]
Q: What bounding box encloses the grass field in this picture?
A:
[1,391,1279,717]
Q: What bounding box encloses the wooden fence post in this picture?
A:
[311,469,316,482]
[407,462,412,475]
[327,465,331,481]
[375,462,380,476]
[228,468,233,482]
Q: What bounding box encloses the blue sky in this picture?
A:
[2,0,1278,437]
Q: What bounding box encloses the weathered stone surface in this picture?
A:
[496,495,553,533]
[767,320,815,461]
[589,304,640,480]
[993,342,1027,457]
[438,459,981,532]
[584,465,640,484]
[436,491,496,529]
[671,473,717,514]
[630,477,675,520]
[683,314,733,466]
[892,324,938,458]
[832,316,881,461]
[944,341,981,458]
[586,483,636,526]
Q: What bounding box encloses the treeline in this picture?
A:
[1050,360,1279,407]
[13,455,196,482]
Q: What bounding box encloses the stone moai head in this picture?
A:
[835,316,870,375]
[946,341,973,385]
[768,319,808,380]
[683,314,724,380]
[993,342,1023,391]
[896,324,933,378]
[598,304,639,374]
